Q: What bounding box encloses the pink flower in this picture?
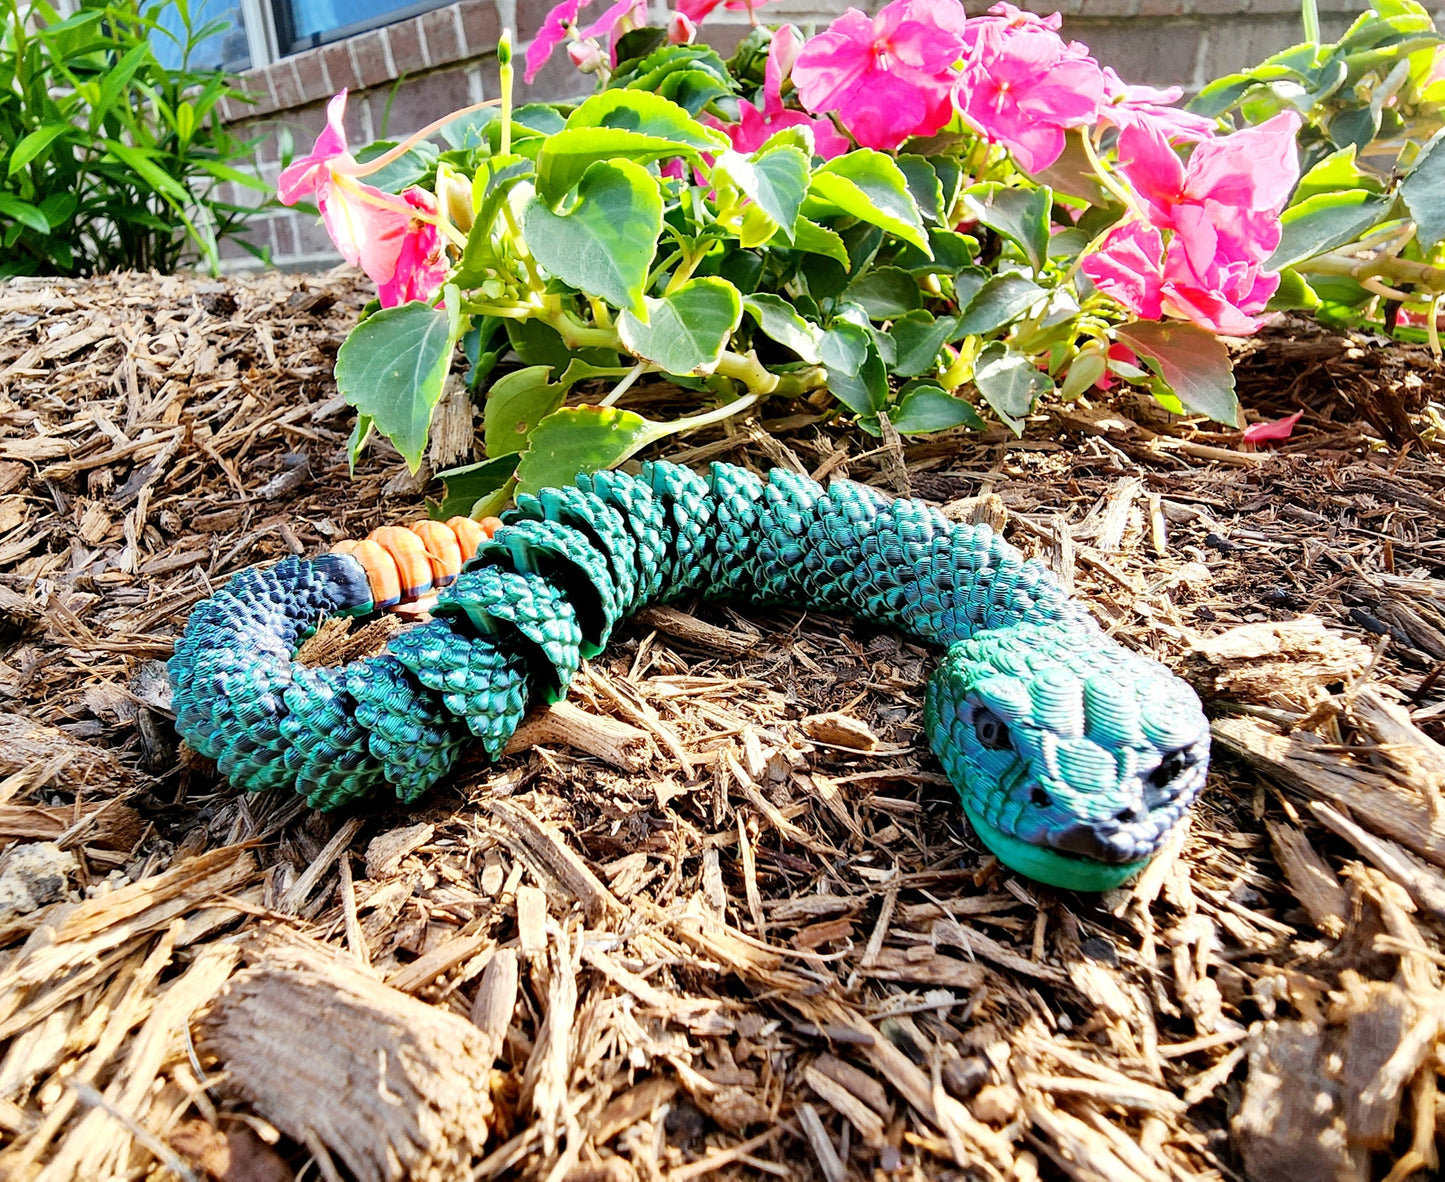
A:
[524,0,645,82]
[1080,222,1164,320]
[792,0,967,151]
[373,189,448,308]
[1082,212,1281,336]
[955,3,1105,174]
[1117,111,1301,232]
[277,91,448,307]
[721,25,850,158]
[525,0,581,82]
[676,0,778,27]
[1096,67,1215,143]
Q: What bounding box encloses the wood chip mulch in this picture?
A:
[0,270,1443,1182]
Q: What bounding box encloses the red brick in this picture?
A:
[294,211,342,259]
[386,17,425,72]
[516,0,556,39]
[269,60,306,109]
[321,41,361,93]
[235,65,280,117]
[292,48,331,104]
[1079,0,1137,17]
[379,68,473,135]
[348,29,393,89]
[459,0,500,57]
[1187,0,1247,16]
[272,212,298,257]
[420,5,464,66]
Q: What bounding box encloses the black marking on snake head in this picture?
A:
[1030,786,1051,808]
[1149,747,1198,789]
[974,707,1012,751]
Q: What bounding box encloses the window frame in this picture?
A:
[268,0,453,56]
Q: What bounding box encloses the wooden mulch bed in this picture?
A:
[0,269,1443,1182]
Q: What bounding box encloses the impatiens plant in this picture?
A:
[292,0,1440,515]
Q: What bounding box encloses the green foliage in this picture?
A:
[0,0,269,276]
[1193,0,1445,337]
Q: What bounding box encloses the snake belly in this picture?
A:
[169,461,1211,891]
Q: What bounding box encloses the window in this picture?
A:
[150,0,253,72]
[270,0,449,55]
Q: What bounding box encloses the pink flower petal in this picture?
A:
[1242,410,1303,443]
[525,0,583,83]
[278,91,352,204]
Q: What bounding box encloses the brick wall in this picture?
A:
[218,0,1371,270]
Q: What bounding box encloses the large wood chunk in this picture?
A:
[202,942,494,1182]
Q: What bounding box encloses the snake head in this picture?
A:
[925,621,1210,891]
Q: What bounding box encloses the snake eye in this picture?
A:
[1149,748,1196,788]
[973,707,1012,751]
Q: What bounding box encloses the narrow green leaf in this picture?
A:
[0,195,50,234]
[1115,319,1240,426]
[335,296,461,471]
[743,293,822,363]
[484,365,565,456]
[618,277,743,375]
[7,123,71,176]
[523,159,663,318]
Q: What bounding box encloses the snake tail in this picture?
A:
[169,461,1210,891]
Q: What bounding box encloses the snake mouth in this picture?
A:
[962,800,1154,891]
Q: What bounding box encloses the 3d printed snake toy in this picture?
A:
[169,460,1210,891]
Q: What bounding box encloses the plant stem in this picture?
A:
[1298,245,1445,294]
[333,99,501,178]
[599,362,648,406]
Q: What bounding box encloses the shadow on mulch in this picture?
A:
[0,270,1442,1182]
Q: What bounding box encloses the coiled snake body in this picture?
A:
[170,461,1210,891]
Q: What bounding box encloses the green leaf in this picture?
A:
[845,267,922,320]
[516,405,656,495]
[954,274,1047,337]
[1114,319,1240,426]
[484,365,566,457]
[334,294,461,472]
[888,311,957,377]
[743,293,822,363]
[889,384,986,433]
[431,454,519,519]
[1328,104,1381,152]
[1401,127,1445,250]
[1268,188,1393,267]
[536,91,727,201]
[973,342,1051,435]
[618,277,743,375]
[821,321,887,415]
[348,414,375,472]
[807,151,930,252]
[353,139,439,193]
[718,144,810,244]
[897,154,945,223]
[1291,145,1384,204]
[0,195,50,234]
[7,123,71,176]
[960,184,1052,271]
[789,218,849,265]
[523,159,663,318]
[1266,267,1322,312]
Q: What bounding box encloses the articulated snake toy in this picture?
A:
[169,461,1210,891]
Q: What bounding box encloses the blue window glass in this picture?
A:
[150,0,252,72]
[273,0,447,53]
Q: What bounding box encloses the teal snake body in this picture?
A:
[169,461,1210,891]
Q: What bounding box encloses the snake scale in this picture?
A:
[169,461,1210,891]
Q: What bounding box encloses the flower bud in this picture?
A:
[567,37,606,72]
[668,11,696,43]
[436,164,473,235]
